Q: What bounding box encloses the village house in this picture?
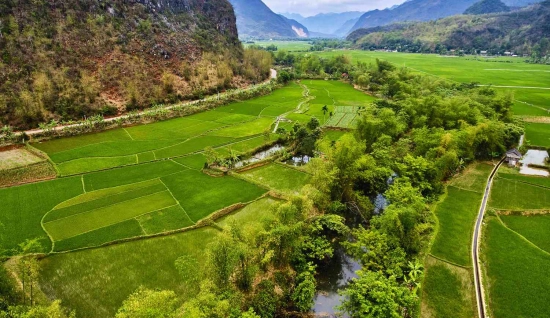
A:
[506,149,522,167]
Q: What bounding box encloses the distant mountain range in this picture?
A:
[228,0,309,39]
[350,0,542,33]
[347,0,550,55]
[281,12,365,37]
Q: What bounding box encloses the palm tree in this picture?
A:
[322,105,328,122]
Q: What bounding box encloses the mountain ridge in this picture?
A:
[229,0,309,39]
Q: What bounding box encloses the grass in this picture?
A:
[44,191,177,241]
[56,155,138,176]
[44,182,167,223]
[449,162,494,193]
[32,129,132,154]
[243,40,312,52]
[136,205,194,235]
[38,227,219,318]
[0,177,83,254]
[483,218,550,318]
[0,148,44,170]
[430,186,482,266]
[56,179,161,209]
[239,163,311,193]
[82,161,185,191]
[497,173,550,188]
[500,214,550,253]
[217,197,279,227]
[209,117,273,138]
[490,178,550,211]
[0,161,57,188]
[153,136,234,159]
[173,154,206,170]
[38,196,281,317]
[421,256,475,318]
[53,219,144,252]
[161,170,268,222]
[525,122,550,147]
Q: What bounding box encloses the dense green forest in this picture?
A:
[347,1,550,59]
[0,57,519,317]
[0,0,272,130]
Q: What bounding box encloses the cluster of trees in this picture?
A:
[273,53,353,78]
[309,40,351,52]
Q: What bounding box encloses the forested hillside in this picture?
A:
[0,0,271,129]
[348,1,550,57]
[350,0,478,33]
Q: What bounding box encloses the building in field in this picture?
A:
[505,148,523,167]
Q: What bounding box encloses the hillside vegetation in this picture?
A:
[348,1,550,57]
[0,0,271,129]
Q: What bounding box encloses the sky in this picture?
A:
[263,0,407,17]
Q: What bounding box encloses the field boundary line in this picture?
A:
[428,253,472,269]
[52,204,180,243]
[448,185,483,194]
[136,217,148,236]
[122,128,134,140]
[169,159,193,170]
[496,215,550,257]
[43,190,172,225]
[81,175,86,193]
[158,178,196,225]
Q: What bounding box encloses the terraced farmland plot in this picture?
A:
[239,163,311,193]
[490,177,550,211]
[161,169,267,222]
[483,218,550,318]
[501,214,550,253]
[525,122,550,147]
[31,83,304,175]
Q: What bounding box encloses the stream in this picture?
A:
[312,249,360,318]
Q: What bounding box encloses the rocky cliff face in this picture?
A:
[0,0,245,129]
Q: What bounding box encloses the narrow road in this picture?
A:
[472,157,505,318]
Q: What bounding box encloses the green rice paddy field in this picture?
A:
[421,163,493,318]
[484,173,550,318]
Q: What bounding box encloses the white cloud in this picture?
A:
[263,0,407,17]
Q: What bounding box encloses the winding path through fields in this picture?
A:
[472,158,505,318]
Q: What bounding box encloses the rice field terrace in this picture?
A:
[421,162,493,318]
[483,170,550,318]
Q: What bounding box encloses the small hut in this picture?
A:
[506,149,522,167]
